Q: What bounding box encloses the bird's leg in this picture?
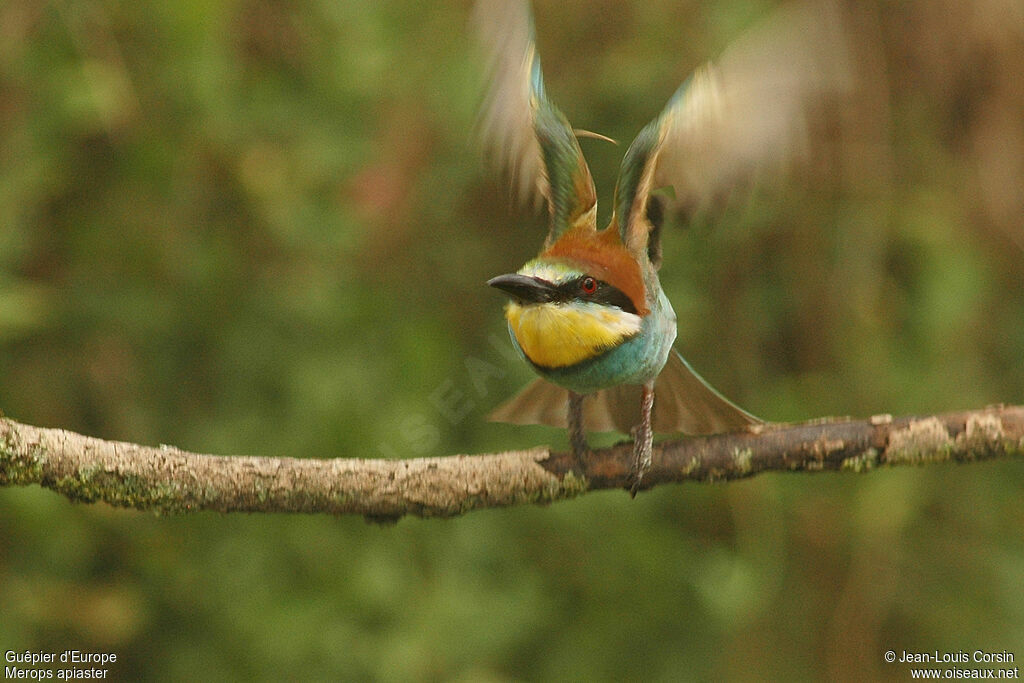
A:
[568,391,589,474]
[629,382,655,496]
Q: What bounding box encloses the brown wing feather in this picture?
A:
[487,377,569,427]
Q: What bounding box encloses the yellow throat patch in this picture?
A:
[505,301,642,368]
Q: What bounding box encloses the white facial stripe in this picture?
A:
[517,260,581,285]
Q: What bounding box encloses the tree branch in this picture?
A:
[2,406,1022,521]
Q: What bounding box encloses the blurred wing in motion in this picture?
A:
[613,0,855,264]
[472,0,598,244]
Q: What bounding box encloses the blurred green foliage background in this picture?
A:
[1,0,1022,679]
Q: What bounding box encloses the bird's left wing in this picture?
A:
[613,0,855,267]
[472,0,598,245]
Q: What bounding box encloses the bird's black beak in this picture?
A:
[487,273,558,304]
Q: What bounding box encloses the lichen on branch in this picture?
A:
[2,406,1022,521]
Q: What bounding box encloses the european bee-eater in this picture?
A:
[475,0,851,492]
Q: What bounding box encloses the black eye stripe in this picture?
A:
[553,277,638,315]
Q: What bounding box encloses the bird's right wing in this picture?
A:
[472,0,599,244]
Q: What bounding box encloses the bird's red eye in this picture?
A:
[581,277,598,294]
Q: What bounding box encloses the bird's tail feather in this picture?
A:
[488,349,761,435]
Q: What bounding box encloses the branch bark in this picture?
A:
[2,406,1022,521]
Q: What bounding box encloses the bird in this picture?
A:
[473,0,852,493]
